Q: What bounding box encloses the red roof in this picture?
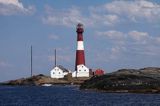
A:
[94,69,104,76]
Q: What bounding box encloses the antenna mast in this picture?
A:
[31,45,33,77]
[55,49,56,67]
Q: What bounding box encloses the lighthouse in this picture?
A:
[75,23,85,69]
[72,23,89,78]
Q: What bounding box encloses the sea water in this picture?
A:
[0,85,160,106]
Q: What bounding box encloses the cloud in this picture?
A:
[127,31,160,56]
[89,10,120,27]
[48,47,73,63]
[95,46,126,62]
[130,45,160,56]
[103,14,119,26]
[109,46,126,60]
[96,30,160,57]
[96,30,126,45]
[48,55,71,62]
[49,34,59,40]
[0,60,12,68]
[42,5,93,27]
[103,0,160,22]
[42,5,120,27]
[0,0,35,15]
[96,30,125,40]
[128,31,149,41]
[155,37,160,43]
[42,0,160,28]
[96,30,155,44]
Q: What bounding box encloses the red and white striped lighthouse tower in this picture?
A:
[75,23,85,70]
[72,23,89,77]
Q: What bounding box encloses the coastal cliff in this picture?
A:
[80,67,160,93]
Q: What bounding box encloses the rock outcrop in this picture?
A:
[80,67,160,93]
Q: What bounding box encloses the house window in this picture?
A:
[79,70,81,72]
[84,70,86,71]
[59,72,61,74]
[53,72,55,74]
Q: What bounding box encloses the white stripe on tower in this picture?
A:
[77,41,84,50]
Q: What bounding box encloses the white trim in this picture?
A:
[77,41,84,50]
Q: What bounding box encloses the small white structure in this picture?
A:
[50,66,69,79]
[72,64,89,77]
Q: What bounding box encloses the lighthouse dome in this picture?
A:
[77,23,83,28]
[76,23,84,33]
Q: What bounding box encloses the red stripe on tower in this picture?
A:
[75,23,85,70]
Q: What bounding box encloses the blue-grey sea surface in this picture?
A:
[0,85,160,106]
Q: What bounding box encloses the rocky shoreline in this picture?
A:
[1,67,160,93]
[80,67,160,93]
[81,88,160,94]
[0,74,90,86]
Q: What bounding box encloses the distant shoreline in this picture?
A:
[0,74,90,86]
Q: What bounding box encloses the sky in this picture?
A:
[0,0,160,81]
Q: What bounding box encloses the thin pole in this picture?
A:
[55,49,56,67]
[31,45,32,77]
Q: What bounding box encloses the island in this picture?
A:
[80,67,160,93]
[0,74,90,86]
[1,67,160,93]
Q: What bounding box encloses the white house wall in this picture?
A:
[50,66,68,78]
[72,65,89,77]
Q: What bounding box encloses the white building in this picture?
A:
[72,64,89,77]
[50,65,69,79]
